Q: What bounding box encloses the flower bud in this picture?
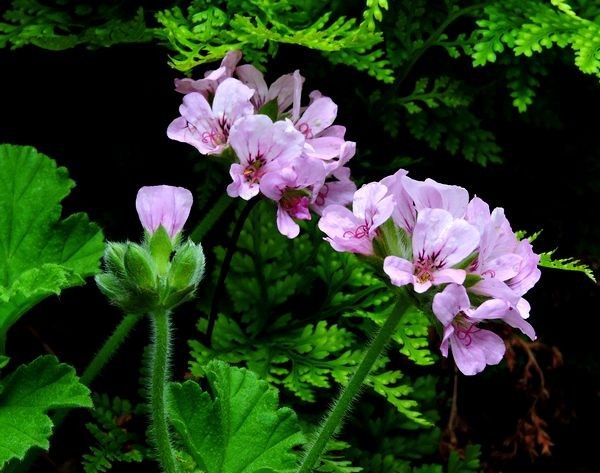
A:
[148,226,174,275]
[103,242,127,275]
[136,185,193,238]
[123,244,157,290]
[168,241,205,292]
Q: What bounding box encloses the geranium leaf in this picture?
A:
[0,144,104,345]
[168,360,304,473]
[0,355,92,467]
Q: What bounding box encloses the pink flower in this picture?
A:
[236,65,303,113]
[318,182,394,255]
[295,96,345,160]
[311,166,357,215]
[226,115,305,200]
[432,284,535,375]
[261,159,326,238]
[135,185,193,238]
[465,197,541,318]
[380,169,417,233]
[383,209,479,293]
[402,175,469,218]
[167,78,254,155]
[174,50,242,97]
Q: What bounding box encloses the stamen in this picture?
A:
[298,122,313,139]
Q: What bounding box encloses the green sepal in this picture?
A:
[454,251,479,270]
[95,273,127,303]
[168,241,205,292]
[124,244,157,290]
[104,242,127,275]
[258,99,279,121]
[148,226,173,275]
[376,219,412,260]
[463,273,483,287]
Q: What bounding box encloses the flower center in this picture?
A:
[453,313,480,347]
[343,221,371,239]
[414,250,445,283]
[243,158,265,183]
[200,127,226,146]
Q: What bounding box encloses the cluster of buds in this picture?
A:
[96,186,205,314]
[318,170,540,375]
[167,51,356,238]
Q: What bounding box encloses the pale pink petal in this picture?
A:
[500,307,536,340]
[267,119,306,163]
[451,329,505,375]
[212,78,255,124]
[434,268,467,285]
[304,136,345,160]
[381,170,416,233]
[516,297,531,319]
[469,299,511,320]
[235,64,268,107]
[296,97,338,137]
[229,115,273,165]
[353,182,390,221]
[403,176,469,217]
[484,254,523,280]
[432,284,470,326]
[276,205,300,238]
[267,72,302,112]
[383,256,414,288]
[319,205,373,255]
[469,279,520,306]
[135,185,193,237]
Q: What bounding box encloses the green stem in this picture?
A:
[205,198,258,344]
[297,297,411,473]
[81,313,142,386]
[149,309,178,473]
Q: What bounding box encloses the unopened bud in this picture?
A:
[104,242,127,275]
[168,241,205,291]
[124,244,157,290]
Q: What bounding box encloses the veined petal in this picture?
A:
[235,64,268,107]
[432,283,470,326]
[296,97,338,137]
[383,256,414,288]
[228,115,273,165]
[469,278,520,306]
[135,185,193,237]
[304,136,345,160]
[212,78,254,124]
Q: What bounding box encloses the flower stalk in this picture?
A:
[297,295,411,472]
[149,309,178,473]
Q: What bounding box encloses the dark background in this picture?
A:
[0,42,598,472]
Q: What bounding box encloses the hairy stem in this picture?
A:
[81,313,142,386]
[149,309,178,473]
[205,198,257,344]
[297,297,411,472]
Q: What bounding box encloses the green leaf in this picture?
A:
[447,444,482,473]
[168,361,304,473]
[0,355,92,467]
[539,250,596,282]
[0,144,104,341]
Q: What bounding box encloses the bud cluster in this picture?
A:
[96,226,205,314]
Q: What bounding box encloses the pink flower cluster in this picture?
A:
[318,170,540,376]
[167,51,356,238]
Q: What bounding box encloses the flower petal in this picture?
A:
[383,256,414,288]
[432,284,470,326]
